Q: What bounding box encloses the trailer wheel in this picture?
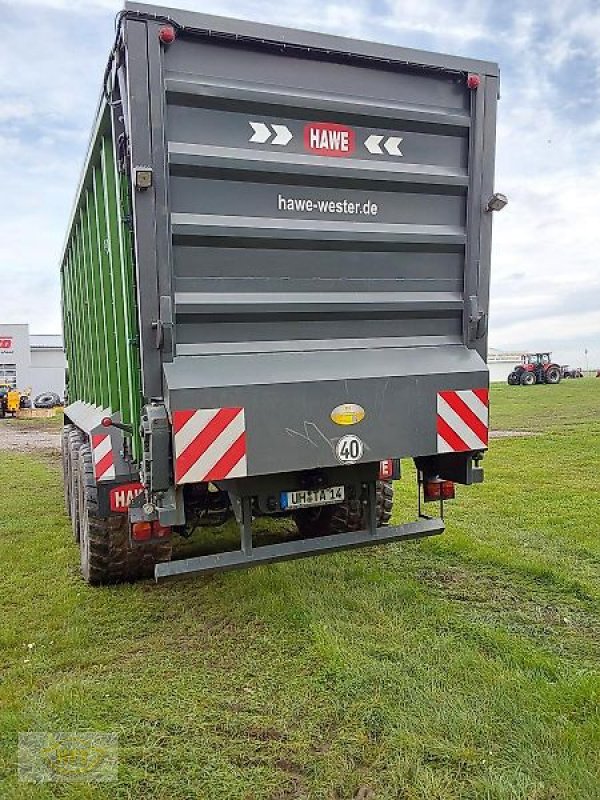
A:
[61,424,74,515]
[377,480,394,526]
[68,427,86,541]
[294,480,394,537]
[77,443,171,585]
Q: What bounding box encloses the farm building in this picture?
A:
[0,324,65,399]
[488,348,521,383]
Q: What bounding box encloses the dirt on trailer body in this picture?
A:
[0,419,61,454]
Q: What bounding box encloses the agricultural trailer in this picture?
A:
[60,3,503,584]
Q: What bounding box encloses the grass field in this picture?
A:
[0,381,598,799]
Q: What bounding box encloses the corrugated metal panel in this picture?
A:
[160,34,478,360]
[60,113,142,457]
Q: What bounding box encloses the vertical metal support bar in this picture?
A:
[109,103,143,458]
[81,203,100,406]
[124,19,163,400]
[87,185,110,408]
[93,160,120,412]
[70,233,82,402]
[240,497,253,556]
[64,252,78,400]
[477,76,499,362]
[118,167,143,459]
[367,481,377,535]
[75,222,95,404]
[102,135,131,426]
[462,79,485,351]
[59,259,72,399]
[146,22,174,363]
[73,228,88,404]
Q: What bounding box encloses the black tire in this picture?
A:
[77,443,171,585]
[377,480,394,526]
[68,428,86,541]
[546,366,561,384]
[34,391,60,408]
[520,371,535,386]
[61,424,74,515]
[294,480,394,537]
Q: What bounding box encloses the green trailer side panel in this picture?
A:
[60,107,142,459]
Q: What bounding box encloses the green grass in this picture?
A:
[489,377,599,433]
[0,381,598,799]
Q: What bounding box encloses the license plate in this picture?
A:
[281,485,345,510]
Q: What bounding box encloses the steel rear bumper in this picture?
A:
[155,515,444,579]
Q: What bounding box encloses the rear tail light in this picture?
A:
[423,479,455,502]
[153,522,171,539]
[132,521,152,542]
[441,480,455,500]
[131,521,172,542]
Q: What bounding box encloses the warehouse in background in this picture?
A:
[488,348,522,383]
[0,324,65,398]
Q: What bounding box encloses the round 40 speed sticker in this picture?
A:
[335,434,364,464]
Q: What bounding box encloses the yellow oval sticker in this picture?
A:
[331,403,365,426]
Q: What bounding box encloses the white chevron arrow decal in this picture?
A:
[384,136,403,156]
[364,134,384,154]
[364,133,404,157]
[249,121,293,146]
[271,124,293,146]
[249,121,271,143]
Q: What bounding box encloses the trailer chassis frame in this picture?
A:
[155,481,444,579]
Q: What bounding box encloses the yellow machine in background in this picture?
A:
[0,384,30,417]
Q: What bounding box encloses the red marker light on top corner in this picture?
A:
[158,25,176,45]
[467,73,481,90]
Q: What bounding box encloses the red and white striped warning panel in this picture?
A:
[437,389,489,453]
[173,407,247,484]
[91,433,116,481]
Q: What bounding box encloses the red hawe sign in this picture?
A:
[304,122,355,157]
[0,337,13,350]
[109,482,144,513]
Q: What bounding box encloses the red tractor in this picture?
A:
[507,352,562,386]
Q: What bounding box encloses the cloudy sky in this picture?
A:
[1,0,599,367]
